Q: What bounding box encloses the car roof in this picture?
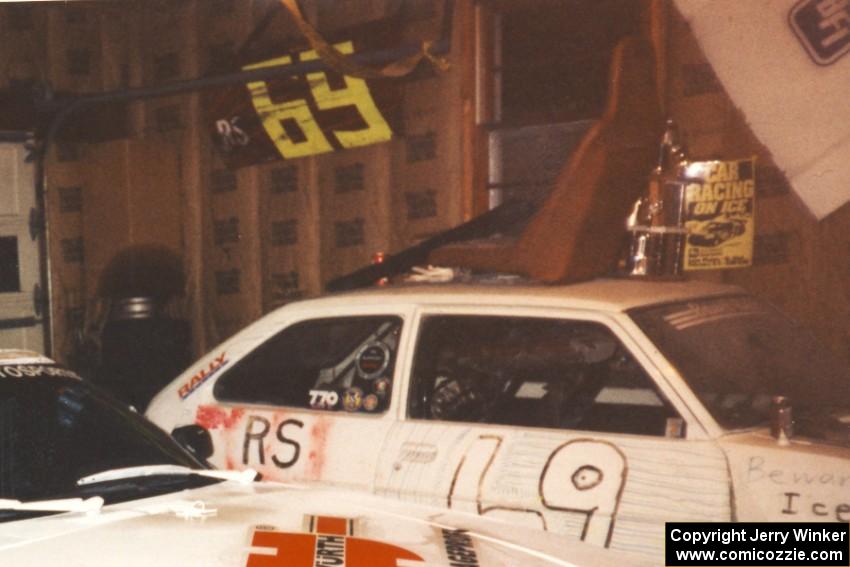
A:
[290,277,743,314]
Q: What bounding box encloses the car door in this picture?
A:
[194,304,414,490]
[375,305,732,557]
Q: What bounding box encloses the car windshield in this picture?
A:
[0,368,212,519]
[629,295,850,433]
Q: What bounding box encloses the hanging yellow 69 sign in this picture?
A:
[242,41,394,160]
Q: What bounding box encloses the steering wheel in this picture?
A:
[429,367,508,422]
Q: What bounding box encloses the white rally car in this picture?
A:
[147,277,850,560]
[0,350,641,567]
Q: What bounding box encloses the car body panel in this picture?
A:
[719,432,850,523]
[0,480,651,566]
[0,350,642,567]
[376,422,731,556]
[146,278,850,561]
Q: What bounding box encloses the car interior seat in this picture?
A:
[429,35,663,283]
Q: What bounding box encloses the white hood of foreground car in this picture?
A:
[0,481,647,567]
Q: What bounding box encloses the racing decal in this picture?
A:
[243,416,304,469]
[362,394,379,412]
[441,529,480,567]
[0,364,80,379]
[245,515,423,567]
[178,352,228,399]
[790,0,850,65]
[309,390,339,410]
[206,410,320,478]
[682,158,756,271]
[342,388,363,412]
[373,377,391,397]
[355,342,390,379]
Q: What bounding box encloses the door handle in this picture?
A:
[396,442,438,466]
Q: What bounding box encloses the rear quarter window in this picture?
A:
[214,316,402,414]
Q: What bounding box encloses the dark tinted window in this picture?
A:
[214,316,402,414]
[0,371,201,503]
[630,295,850,431]
[410,316,679,436]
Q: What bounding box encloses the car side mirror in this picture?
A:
[172,424,214,463]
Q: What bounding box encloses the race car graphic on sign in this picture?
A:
[245,515,423,567]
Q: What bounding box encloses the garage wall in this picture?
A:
[10,0,466,364]
[3,1,848,367]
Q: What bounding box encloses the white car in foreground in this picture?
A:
[0,350,644,566]
[147,277,850,560]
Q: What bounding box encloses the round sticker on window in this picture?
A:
[355,342,390,379]
[363,394,379,412]
[373,377,391,397]
[342,387,364,412]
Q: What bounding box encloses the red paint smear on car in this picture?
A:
[195,405,226,429]
[195,405,244,430]
[307,418,331,480]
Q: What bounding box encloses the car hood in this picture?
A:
[720,430,850,522]
[0,481,648,567]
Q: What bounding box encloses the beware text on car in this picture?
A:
[146,278,850,560]
[0,349,636,567]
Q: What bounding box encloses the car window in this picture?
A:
[0,374,204,504]
[630,295,850,431]
[214,316,402,414]
[409,315,681,436]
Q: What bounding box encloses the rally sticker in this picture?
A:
[245,515,423,567]
[178,353,229,399]
[309,390,340,410]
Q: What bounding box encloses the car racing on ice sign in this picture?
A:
[682,157,756,271]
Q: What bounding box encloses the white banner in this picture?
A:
[674,0,850,220]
